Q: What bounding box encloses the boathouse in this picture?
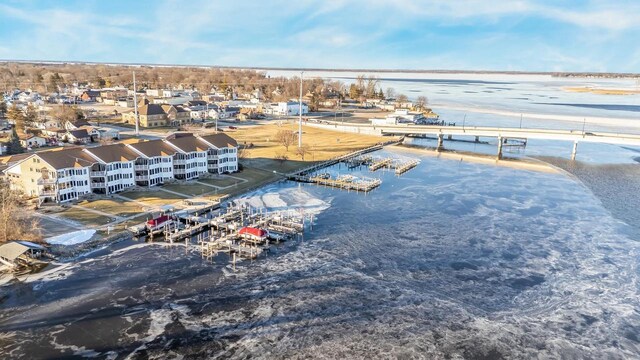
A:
[0,241,47,268]
[238,227,268,241]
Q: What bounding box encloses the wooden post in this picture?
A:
[497,136,503,160]
[571,141,578,161]
[437,133,444,152]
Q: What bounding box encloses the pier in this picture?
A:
[301,174,382,193]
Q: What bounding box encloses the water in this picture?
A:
[1,148,639,359]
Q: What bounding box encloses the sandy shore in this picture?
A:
[395,144,562,174]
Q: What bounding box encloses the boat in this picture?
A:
[146,215,175,234]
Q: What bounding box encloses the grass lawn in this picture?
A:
[119,190,185,207]
[198,177,240,188]
[162,183,216,196]
[218,167,281,197]
[229,123,390,173]
[76,198,143,217]
[57,207,115,227]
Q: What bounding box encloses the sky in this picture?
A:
[0,0,639,73]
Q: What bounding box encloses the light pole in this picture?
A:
[298,71,303,148]
[132,71,139,137]
[519,113,523,129]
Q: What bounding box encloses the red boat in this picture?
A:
[146,215,173,233]
[238,227,268,241]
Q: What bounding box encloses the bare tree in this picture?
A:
[275,129,297,151]
[385,87,396,100]
[274,151,288,166]
[396,94,408,107]
[415,96,428,110]
[295,143,311,161]
[0,179,42,242]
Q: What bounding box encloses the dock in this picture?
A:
[305,174,381,193]
[369,158,392,171]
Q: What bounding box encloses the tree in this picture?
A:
[385,87,396,100]
[0,178,41,243]
[7,103,25,133]
[349,84,361,100]
[274,151,288,166]
[275,129,297,151]
[23,104,40,127]
[415,96,428,110]
[50,105,83,124]
[396,93,408,106]
[6,128,24,155]
[295,143,311,161]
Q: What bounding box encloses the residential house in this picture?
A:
[161,104,191,126]
[122,99,168,128]
[80,90,100,102]
[266,102,309,116]
[66,129,91,144]
[64,119,91,131]
[19,134,47,148]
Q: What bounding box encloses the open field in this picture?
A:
[198,177,240,188]
[119,190,185,207]
[231,123,389,172]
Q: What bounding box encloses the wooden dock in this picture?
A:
[369,158,392,171]
[306,174,381,193]
[394,160,420,175]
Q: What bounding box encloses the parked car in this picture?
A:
[228,126,238,130]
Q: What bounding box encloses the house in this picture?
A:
[84,144,138,195]
[98,128,120,140]
[122,99,168,128]
[161,104,191,126]
[0,241,47,268]
[117,98,134,108]
[78,126,101,140]
[267,102,309,116]
[64,119,91,131]
[19,134,47,148]
[40,128,67,140]
[66,129,91,144]
[80,90,100,102]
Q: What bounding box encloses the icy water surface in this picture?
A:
[1,149,640,359]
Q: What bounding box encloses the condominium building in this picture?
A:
[3,133,239,203]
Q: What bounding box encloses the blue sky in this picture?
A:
[0,0,639,72]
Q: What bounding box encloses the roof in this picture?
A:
[84,143,140,163]
[70,120,91,128]
[127,139,178,157]
[239,227,267,237]
[165,133,209,153]
[0,241,45,261]
[82,90,100,97]
[68,129,89,139]
[199,133,238,148]
[138,100,166,116]
[37,148,97,169]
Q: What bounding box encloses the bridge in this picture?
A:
[372,124,640,160]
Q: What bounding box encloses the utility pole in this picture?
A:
[298,71,303,148]
[133,71,139,137]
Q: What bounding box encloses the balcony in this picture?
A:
[40,190,56,197]
[134,165,148,170]
[135,175,149,181]
[91,182,106,188]
[38,178,57,185]
[207,155,218,160]
[90,171,106,177]
[174,168,186,174]
[174,159,186,165]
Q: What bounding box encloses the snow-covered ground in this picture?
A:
[45,230,96,246]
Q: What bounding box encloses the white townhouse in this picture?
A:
[84,144,138,195]
[126,140,176,187]
[3,148,94,203]
[198,133,238,174]
[164,133,209,180]
[3,133,240,203]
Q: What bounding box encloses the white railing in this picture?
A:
[135,175,149,181]
[90,171,106,176]
[134,165,148,170]
[91,182,106,187]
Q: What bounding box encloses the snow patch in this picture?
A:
[46,230,96,246]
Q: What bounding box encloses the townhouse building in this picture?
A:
[3,133,239,203]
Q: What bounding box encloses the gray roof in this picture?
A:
[165,134,208,153]
[127,139,178,157]
[68,129,89,139]
[0,241,45,261]
[37,148,97,170]
[84,143,140,163]
[199,133,238,148]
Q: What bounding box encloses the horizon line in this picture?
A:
[1,59,639,77]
